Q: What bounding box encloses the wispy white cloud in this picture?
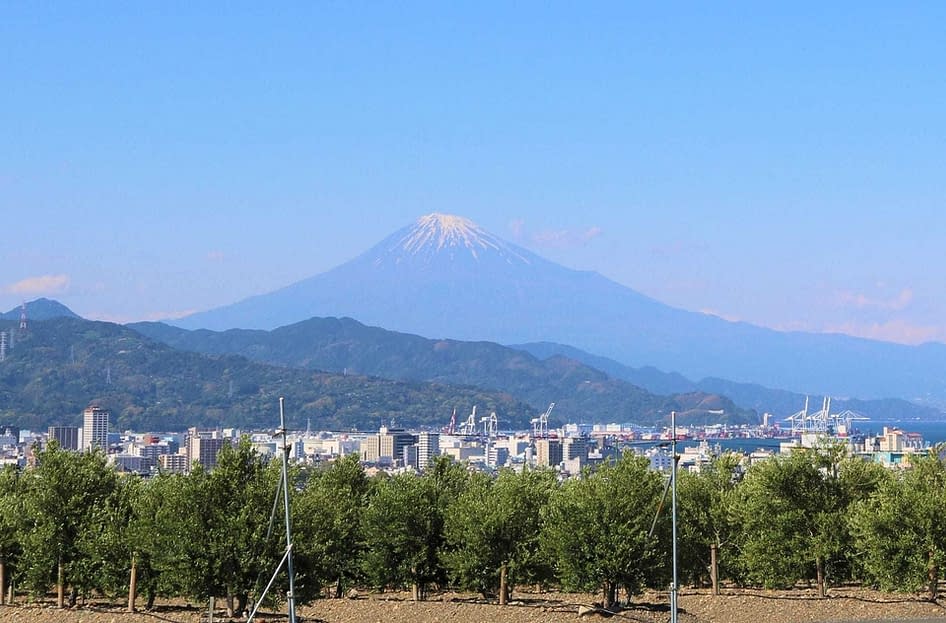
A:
[835,287,913,311]
[507,219,525,240]
[5,274,70,295]
[530,226,603,249]
[822,319,942,345]
[505,219,603,249]
[699,308,744,323]
[771,320,816,333]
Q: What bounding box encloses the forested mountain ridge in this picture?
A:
[1,297,80,321]
[131,316,758,427]
[0,316,534,431]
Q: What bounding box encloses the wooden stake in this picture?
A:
[710,544,719,596]
[57,560,64,608]
[499,563,508,605]
[128,553,138,612]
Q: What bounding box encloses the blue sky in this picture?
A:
[2,3,944,344]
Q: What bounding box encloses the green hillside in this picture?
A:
[132,316,758,427]
[0,317,533,432]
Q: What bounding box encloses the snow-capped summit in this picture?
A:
[401,214,486,253]
[375,213,531,266]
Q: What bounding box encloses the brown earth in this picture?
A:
[0,587,944,623]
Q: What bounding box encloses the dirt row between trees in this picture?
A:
[0,587,944,623]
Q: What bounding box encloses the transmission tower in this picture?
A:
[19,302,27,331]
[0,331,6,362]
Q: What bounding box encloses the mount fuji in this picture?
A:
[176,214,946,406]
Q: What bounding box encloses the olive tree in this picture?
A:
[676,453,742,588]
[543,453,666,609]
[361,457,468,600]
[850,451,946,599]
[0,465,25,603]
[19,442,118,606]
[293,454,369,600]
[730,446,875,595]
[442,468,556,603]
[72,475,141,603]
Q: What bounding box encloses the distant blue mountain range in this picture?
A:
[170,213,946,407]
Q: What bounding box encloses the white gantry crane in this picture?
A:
[457,405,478,436]
[480,411,498,438]
[785,396,868,435]
[531,402,555,438]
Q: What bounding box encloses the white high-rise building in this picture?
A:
[417,432,440,471]
[82,406,109,451]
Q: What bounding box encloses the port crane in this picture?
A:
[785,396,868,435]
[480,411,498,438]
[457,405,478,436]
[446,408,457,435]
[531,402,555,438]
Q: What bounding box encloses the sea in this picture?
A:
[664,419,946,455]
[859,419,946,445]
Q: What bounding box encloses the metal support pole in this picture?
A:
[279,397,298,623]
[246,547,292,622]
[711,543,719,596]
[670,410,679,623]
[247,397,297,623]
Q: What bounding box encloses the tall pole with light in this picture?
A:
[247,397,297,623]
[670,410,679,623]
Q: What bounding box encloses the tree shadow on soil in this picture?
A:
[710,588,943,607]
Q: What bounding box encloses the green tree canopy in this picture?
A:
[542,453,666,609]
[677,453,742,586]
[442,467,556,602]
[850,451,946,599]
[360,458,469,600]
[19,442,118,606]
[293,454,369,600]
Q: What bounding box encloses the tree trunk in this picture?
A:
[816,556,826,598]
[499,563,508,605]
[226,589,234,618]
[128,553,138,612]
[603,581,617,610]
[68,586,77,608]
[710,544,719,596]
[237,593,248,617]
[146,589,156,611]
[0,556,5,605]
[334,577,343,599]
[57,559,64,608]
[412,582,420,602]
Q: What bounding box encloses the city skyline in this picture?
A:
[3,4,944,344]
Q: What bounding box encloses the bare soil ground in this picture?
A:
[0,587,943,623]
